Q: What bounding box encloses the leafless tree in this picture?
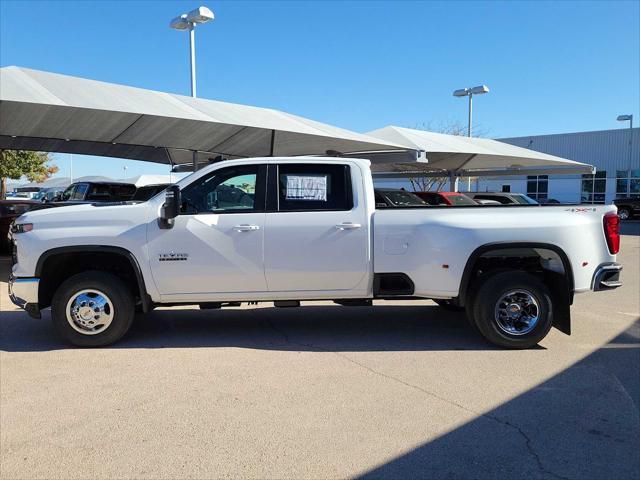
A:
[401,120,490,191]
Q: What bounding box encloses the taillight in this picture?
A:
[603,212,620,254]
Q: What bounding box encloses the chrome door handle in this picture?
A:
[233,224,260,232]
[336,222,362,230]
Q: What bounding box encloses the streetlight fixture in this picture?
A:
[617,114,634,196]
[169,6,214,97]
[453,85,490,137]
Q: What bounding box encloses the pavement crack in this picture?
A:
[484,414,572,480]
[336,351,572,480]
[264,318,571,480]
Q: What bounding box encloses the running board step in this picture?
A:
[334,299,372,307]
[274,300,300,308]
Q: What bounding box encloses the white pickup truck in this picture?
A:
[9,157,622,349]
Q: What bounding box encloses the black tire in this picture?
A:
[464,289,481,333]
[51,271,135,347]
[618,207,631,221]
[433,299,465,312]
[470,271,553,349]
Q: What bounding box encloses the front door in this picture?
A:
[147,164,268,297]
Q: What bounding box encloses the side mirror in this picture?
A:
[159,185,181,229]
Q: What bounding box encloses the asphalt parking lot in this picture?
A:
[1,233,638,479]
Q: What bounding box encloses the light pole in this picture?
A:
[451,85,489,191]
[170,6,215,97]
[453,85,490,137]
[617,114,634,197]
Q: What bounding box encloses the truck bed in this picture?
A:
[373,204,617,298]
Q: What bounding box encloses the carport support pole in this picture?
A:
[449,171,459,192]
[269,130,276,156]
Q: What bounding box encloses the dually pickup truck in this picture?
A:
[9,157,622,349]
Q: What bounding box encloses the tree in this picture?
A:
[402,120,490,192]
[0,150,59,199]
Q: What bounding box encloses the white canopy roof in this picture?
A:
[365,126,595,176]
[0,67,410,167]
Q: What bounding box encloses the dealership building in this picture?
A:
[473,127,639,204]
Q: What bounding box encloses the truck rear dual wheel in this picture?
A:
[470,271,553,349]
[51,271,135,347]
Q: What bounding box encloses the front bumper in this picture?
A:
[8,275,41,318]
[591,263,623,291]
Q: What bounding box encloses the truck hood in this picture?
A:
[19,201,151,225]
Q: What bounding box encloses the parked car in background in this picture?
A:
[413,191,478,206]
[5,192,30,199]
[32,187,66,203]
[132,184,170,201]
[613,197,640,220]
[466,192,539,205]
[374,188,427,207]
[474,199,502,205]
[50,182,136,204]
[0,199,38,252]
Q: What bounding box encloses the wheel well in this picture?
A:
[459,244,573,305]
[37,249,145,310]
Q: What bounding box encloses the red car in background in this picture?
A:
[0,199,39,253]
[413,191,478,206]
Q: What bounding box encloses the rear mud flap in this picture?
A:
[546,270,571,335]
[552,295,571,335]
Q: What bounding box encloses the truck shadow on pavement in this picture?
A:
[356,320,640,480]
[0,304,506,352]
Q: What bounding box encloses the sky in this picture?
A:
[1,0,639,182]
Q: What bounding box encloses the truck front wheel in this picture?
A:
[471,271,553,349]
[51,271,135,347]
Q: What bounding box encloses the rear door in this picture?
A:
[263,162,369,293]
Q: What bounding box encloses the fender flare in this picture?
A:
[458,242,574,335]
[35,245,153,313]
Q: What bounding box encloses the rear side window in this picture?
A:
[277,164,352,212]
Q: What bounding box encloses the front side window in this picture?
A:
[277,164,352,211]
[180,165,264,214]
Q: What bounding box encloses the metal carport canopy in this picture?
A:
[364,125,595,177]
[0,66,412,167]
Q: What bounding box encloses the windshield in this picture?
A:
[447,194,477,205]
[513,194,539,205]
[382,191,427,206]
[132,184,170,201]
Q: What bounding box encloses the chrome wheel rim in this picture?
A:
[618,210,629,220]
[66,289,114,335]
[494,289,540,336]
